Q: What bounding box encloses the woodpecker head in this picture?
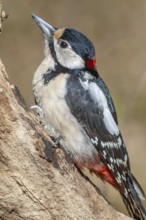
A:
[32,14,96,71]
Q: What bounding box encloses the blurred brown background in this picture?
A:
[1,0,146,216]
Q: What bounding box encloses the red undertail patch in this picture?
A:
[75,158,119,189]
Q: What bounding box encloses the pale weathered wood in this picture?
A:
[0,59,132,220]
[0,0,2,32]
[0,0,8,33]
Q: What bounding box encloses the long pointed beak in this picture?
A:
[32,14,55,38]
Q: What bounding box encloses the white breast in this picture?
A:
[33,62,97,161]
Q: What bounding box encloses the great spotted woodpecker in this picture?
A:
[32,14,146,219]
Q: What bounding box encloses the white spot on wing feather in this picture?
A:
[110,157,113,162]
[118,137,122,146]
[91,136,98,145]
[103,150,107,159]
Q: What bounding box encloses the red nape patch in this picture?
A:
[75,159,119,190]
[86,57,96,69]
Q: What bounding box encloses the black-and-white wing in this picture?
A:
[65,73,130,175]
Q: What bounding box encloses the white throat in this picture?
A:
[33,55,55,89]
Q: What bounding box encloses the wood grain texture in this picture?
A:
[0,59,132,220]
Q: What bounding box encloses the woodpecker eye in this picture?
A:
[59,40,68,49]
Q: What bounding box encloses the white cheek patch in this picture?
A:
[54,39,84,69]
[89,82,119,136]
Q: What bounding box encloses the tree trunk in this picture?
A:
[0,59,132,220]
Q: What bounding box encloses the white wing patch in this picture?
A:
[103,108,119,135]
[88,82,119,136]
[79,78,89,90]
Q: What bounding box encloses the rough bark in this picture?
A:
[0,59,132,220]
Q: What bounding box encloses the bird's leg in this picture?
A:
[31,105,46,126]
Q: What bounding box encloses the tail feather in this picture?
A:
[132,174,146,200]
[122,174,146,220]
